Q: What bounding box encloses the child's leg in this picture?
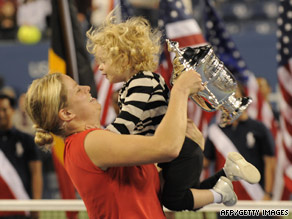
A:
[159,137,203,211]
[199,169,226,189]
[199,151,261,189]
[191,176,237,208]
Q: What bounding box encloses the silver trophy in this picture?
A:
[166,39,252,127]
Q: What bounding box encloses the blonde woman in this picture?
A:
[25,70,240,218]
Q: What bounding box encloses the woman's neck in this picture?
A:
[65,120,86,136]
[66,122,101,137]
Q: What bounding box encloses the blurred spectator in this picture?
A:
[203,84,276,218]
[257,77,272,102]
[90,0,109,28]
[0,94,43,219]
[74,0,91,38]
[40,150,58,199]
[204,84,276,197]
[0,85,16,99]
[256,77,279,121]
[13,92,35,135]
[12,92,58,200]
[0,76,4,90]
[0,0,17,39]
[16,0,51,36]
[129,0,158,27]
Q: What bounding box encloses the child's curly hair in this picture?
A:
[86,15,162,75]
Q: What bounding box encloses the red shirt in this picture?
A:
[64,129,166,219]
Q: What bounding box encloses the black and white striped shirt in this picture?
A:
[106,71,169,136]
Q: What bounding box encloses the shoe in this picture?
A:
[224,152,261,184]
[213,176,237,206]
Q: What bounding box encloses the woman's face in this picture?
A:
[61,74,101,126]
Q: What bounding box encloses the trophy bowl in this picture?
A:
[166,39,252,127]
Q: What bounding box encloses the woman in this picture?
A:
[25,71,235,219]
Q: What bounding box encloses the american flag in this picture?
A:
[157,0,213,133]
[158,0,205,47]
[204,0,249,84]
[93,0,133,127]
[274,0,292,199]
[157,0,205,86]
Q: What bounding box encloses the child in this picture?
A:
[86,15,260,211]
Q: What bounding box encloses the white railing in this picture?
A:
[0,200,291,212]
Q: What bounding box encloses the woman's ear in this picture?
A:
[59,109,75,122]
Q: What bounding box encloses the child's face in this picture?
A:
[96,49,126,83]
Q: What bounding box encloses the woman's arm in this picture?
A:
[84,70,204,168]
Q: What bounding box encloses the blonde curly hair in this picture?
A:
[86,15,162,76]
[25,73,68,147]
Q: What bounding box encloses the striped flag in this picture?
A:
[157,0,214,133]
[0,151,30,216]
[93,0,132,127]
[49,0,96,217]
[157,0,206,86]
[274,0,292,200]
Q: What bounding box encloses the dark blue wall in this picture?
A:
[232,32,278,92]
[0,41,49,97]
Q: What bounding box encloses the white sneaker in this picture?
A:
[224,152,261,184]
[213,176,237,206]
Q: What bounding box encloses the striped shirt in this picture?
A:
[106,71,169,136]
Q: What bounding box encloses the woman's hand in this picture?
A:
[185,119,205,151]
[173,69,204,95]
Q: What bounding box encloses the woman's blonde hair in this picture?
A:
[86,15,162,75]
[25,73,68,147]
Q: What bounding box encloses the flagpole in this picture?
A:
[58,0,79,83]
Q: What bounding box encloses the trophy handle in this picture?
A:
[218,96,252,127]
